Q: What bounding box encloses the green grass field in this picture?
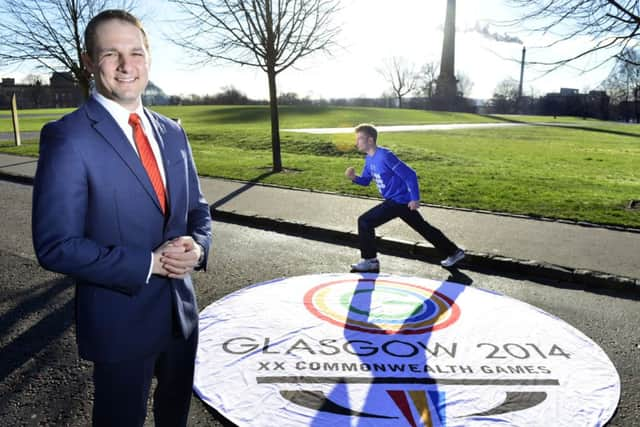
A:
[1,105,639,228]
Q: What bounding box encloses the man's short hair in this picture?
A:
[355,123,378,142]
[84,9,149,59]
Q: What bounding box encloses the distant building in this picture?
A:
[541,88,609,120]
[50,72,83,108]
[0,72,82,109]
[1,77,39,109]
[559,88,579,96]
[1,72,168,109]
[142,81,169,105]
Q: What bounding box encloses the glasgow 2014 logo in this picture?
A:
[194,273,620,426]
[303,277,460,334]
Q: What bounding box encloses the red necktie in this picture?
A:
[129,113,166,214]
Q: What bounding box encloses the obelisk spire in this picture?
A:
[435,0,458,110]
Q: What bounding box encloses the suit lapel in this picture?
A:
[144,108,174,217]
[85,98,165,214]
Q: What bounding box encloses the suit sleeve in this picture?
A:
[32,122,150,295]
[182,128,212,270]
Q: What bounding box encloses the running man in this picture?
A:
[345,123,465,272]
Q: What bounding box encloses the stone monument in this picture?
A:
[434,0,458,110]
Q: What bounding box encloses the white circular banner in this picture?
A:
[194,273,620,426]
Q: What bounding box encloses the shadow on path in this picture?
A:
[210,171,275,210]
[444,267,474,287]
[0,159,38,168]
[0,274,91,426]
[0,277,74,381]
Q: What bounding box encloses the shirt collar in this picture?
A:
[92,90,145,124]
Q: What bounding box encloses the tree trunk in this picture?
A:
[267,67,282,172]
[79,75,90,101]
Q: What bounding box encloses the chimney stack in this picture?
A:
[518,46,526,100]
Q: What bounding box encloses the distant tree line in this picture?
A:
[170,86,263,106]
[168,84,479,112]
[487,48,640,122]
[488,84,611,120]
[4,69,638,123]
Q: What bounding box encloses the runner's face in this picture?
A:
[355,132,373,152]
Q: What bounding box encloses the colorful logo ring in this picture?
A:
[304,278,460,334]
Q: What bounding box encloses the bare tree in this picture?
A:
[169,0,340,172]
[0,0,137,101]
[456,71,474,97]
[602,49,640,103]
[22,74,46,85]
[491,77,520,113]
[378,57,417,109]
[22,74,47,107]
[417,61,440,99]
[505,1,640,70]
[601,48,640,120]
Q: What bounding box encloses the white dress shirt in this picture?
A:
[92,91,165,282]
[92,91,167,186]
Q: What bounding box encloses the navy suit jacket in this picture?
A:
[32,97,212,363]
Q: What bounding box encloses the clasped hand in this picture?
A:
[152,236,202,279]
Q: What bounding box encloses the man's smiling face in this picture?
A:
[84,18,150,111]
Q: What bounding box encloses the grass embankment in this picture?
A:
[1,105,638,227]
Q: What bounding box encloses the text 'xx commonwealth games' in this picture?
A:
[194,273,620,427]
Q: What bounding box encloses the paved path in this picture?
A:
[282,122,527,134]
[4,124,524,141]
[0,131,39,141]
[1,152,638,289]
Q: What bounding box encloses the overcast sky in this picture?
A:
[3,0,617,101]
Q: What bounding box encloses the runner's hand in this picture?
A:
[345,167,356,180]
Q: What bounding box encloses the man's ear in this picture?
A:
[81,52,94,74]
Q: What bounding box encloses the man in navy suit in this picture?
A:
[31,9,212,426]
